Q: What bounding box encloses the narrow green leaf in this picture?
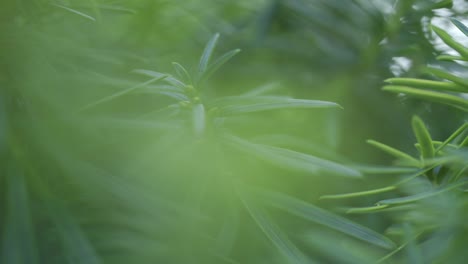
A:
[320,186,396,200]
[377,181,468,205]
[242,82,282,96]
[132,69,186,89]
[352,165,418,174]
[451,18,468,37]
[412,115,434,160]
[432,25,468,59]
[225,134,361,177]
[421,67,468,88]
[460,135,468,148]
[346,205,389,214]
[431,0,453,9]
[239,192,310,264]
[259,191,395,249]
[436,55,467,61]
[172,62,192,85]
[436,123,468,153]
[52,3,96,21]
[198,49,241,84]
[384,77,468,93]
[78,75,167,112]
[192,103,205,137]
[303,230,382,264]
[2,165,39,264]
[212,96,341,116]
[366,139,420,166]
[199,33,220,75]
[383,85,468,112]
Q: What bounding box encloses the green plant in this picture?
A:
[322,19,468,263]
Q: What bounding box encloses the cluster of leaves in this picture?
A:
[322,19,468,263]
[1,0,467,264]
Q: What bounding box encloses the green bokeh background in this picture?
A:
[1,0,467,263]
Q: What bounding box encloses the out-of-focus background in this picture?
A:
[1,0,467,263]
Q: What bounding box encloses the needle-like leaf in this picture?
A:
[412,115,434,160]
[451,18,468,37]
[384,78,468,93]
[259,190,396,249]
[198,33,220,76]
[225,134,361,178]
[383,85,468,112]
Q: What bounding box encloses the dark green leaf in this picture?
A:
[451,18,468,37]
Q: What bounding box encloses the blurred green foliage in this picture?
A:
[1,0,467,263]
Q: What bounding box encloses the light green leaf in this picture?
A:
[366,139,420,166]
[198,49,241,84]
[451,18,468,37]
[346,205,389,214]
[132,69,186,89]
[239,192,310,264]
[52,3,96,21]
[225,134,361,178]
[192,103,205,137]
[435,122,468,153]
[377,181,468,205]
[212,96,341,116]
[259,191,395,249]
[78,75,168,112]
[422,67,468,88]
[412,115,434,160]
[320,186,396,200]
[352,165,418,174]
[383,85,468,112]
[432,25,468,59]
[199,33,220,75]
[172,62,192,85]
[242,82,282,96]
[436,55,467,61]
[384,78,468,93]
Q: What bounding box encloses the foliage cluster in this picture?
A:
[0,0,467,263]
